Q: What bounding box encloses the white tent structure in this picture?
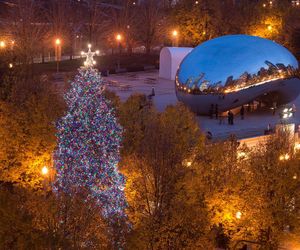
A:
[159,47,193,80]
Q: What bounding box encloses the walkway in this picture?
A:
[104,70,300,140]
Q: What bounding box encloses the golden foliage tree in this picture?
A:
[0,78,64,188]
[120,100,208,249]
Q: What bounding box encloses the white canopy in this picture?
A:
[159,47,193,81]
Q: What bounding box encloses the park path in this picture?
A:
[52,70,300,141]
[105,70,300,140]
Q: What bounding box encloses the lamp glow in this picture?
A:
[0,41,5,48]
[55,38,61,45]
[236,211,242,219]
[42,166,49,175]
[116,34,122,41]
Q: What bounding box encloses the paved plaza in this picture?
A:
[105,70,300,140]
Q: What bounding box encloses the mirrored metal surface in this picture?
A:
[176,35,299,95]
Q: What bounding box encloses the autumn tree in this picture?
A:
[109,0,139,54]
[170,0,223,46]
[0,77,64,188]
[189,132,300,248]
[120,99,208,248]
[2,0,46,69]
[136,0,166,54]
[0,184,111,249]
[244,133,300,248]
[119,93,154,156]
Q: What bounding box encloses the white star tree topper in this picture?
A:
[81,44,100,68]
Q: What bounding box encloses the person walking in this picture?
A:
[240,105,245,120]
[151,87,155,96]
[227,110,231,125]
[230,111,234,125]
[228,110,234,125]
[206,131,213,140]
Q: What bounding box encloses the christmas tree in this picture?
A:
[54,46,126,218]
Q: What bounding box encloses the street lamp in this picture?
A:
[267,25,273,32]
[0,41,5,49]
[281,107,293,120]
[279,153,290,161]
[115,34,122,70]
[292,0,300,6]
[237,151,247,159]
[116,34,122,53]
[55,38,62,73]
[41,166,49,175]
[235,211,242,220]
[172,30,179,47]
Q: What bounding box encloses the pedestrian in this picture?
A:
[227,110,231,125]
[206,131,213,140]
[209,104,214,119]
[228,110,234,125]
[240,105,245,120]
[151,87,155,96]
[230,111,234,125]
[215,104,219,119]
[265,123,272,134]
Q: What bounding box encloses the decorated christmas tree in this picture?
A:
[54,45,126,218]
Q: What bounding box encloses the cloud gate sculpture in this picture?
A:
[175,35,300,115]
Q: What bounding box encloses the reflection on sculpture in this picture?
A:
[176,61,299,95]
[175,35,300,115]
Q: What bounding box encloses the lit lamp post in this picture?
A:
[280,107,293,123]
[172,30,179,47]
[0,41,5,49]
[116,34,122,54]
[41,165,50,191]
[55,38,62,73]
[279,153,290,161]
[116,34,122,70]
[267,25,273,32]
[41,166,49,176]
[235,211,242,220]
